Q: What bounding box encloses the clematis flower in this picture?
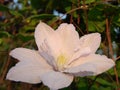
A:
[6,22,115,90]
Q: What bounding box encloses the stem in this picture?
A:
[77,0,81,24]
[116,56,120,61]
[83,0,89,33]
[0,55,11,84]
[70,4,74,23]
[51,6,88,26]
[72,21,84,35]
[105,18,120,88]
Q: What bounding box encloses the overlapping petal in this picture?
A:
[6,62,48,84]
[56,23,79,54]
[40,71,73,89]
[35,22,63,67]
[56,23,79,57]
[7,48,52,83]
[79,33,101,53]
[64,54,115,76]
[35,21,55,49]
[68,33,101,64]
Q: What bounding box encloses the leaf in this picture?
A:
[16,34,34,42]
[65,6,71,12]
[95,78,116,88]
[0,4,9,11]
[0,38,3,44]
[76,77,88,89]
[88,21,105,32]
[27,14,56,20]
[99,87,113,90]
[20,26,35,33]
[80,0,96,4]
[88,6,104,21]
[9,10,23,17]
[0,31,11,38]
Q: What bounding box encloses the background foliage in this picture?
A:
[0,0,120,90]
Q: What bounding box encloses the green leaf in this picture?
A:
[81,0,96,4]
[95,78,116,87]
[9,10,23,17]
[112,14,120,27]
[0,31,11,38]
[88,21,105,32]
[88,6,104,21]
[116,61,120,77]
[0,4,9,11]
[99,87,113,90]
[76,77,88,89]
[16,34,34,42]
[27,14,56,20]
[0,38,3,44]
[88,21,96,32]
[20,26,35,33]
[65,6,71,12]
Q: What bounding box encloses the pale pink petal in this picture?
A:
[68,47,91,64]
[35,22,63,67]
[41,71,73,89]
[79,33,101,53]
[64,54,115,76]
[9,48,51,67]
[35,21,55,50]
[56,23,79,55]
[7,48,53,83]
[6,62,52,84]
[65,33,101,64]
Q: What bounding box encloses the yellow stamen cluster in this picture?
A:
[57,54,67,71]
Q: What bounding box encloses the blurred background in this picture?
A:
[0,0,120,90]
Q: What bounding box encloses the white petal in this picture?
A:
[6,62,52,84]
[9,48,51,67]
[69,47,91,64]
[79,33,101,53]
[64,54,115,76]
[7,48,53,83]
[35,21,55,50]
[35,22,63,67]
[56,23,79,55]
[41,71,73,89]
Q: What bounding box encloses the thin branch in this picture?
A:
[77,0,81,24]
[51,6,88,26]
[115,56,120,61]
[105,17,120,88]
[0,55,11,84]
[72,21,84,35]
[83,0,89,33]
[70,4,74,23]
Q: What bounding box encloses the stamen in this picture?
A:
[57,54,67,71]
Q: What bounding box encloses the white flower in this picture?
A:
[6,22,115,90]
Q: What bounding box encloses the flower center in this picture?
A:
[57,54,67,71]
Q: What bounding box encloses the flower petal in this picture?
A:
[79,33,101,53]
[64,54,115,76]
[35,21,55,50]
[7,48,52,83]
[9,48,52,67]
[35,22,63,67]
[56,23,79,54]
[6,62,51,84]
[41,71,73,89]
